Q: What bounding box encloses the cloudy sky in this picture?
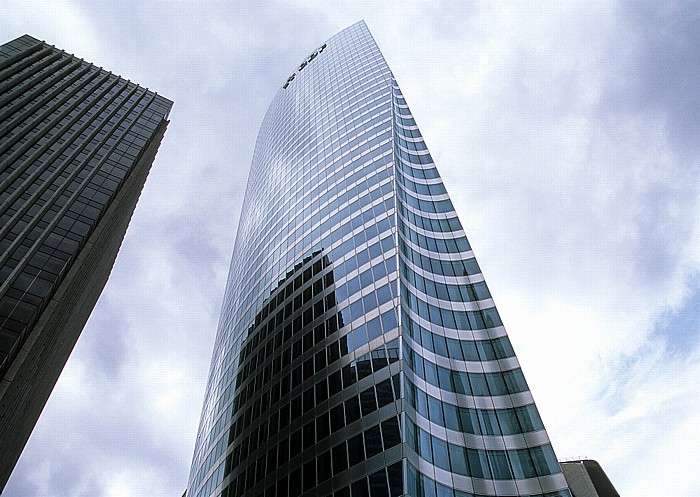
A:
[2,1,699,496]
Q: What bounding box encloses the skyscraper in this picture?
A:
[0,34,172,490]
[187,21,570,497]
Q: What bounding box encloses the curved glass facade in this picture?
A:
[187,21,570,497]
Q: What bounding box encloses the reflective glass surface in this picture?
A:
[187,21,570,497]
[0,33,172,490]
[0,34,172,379]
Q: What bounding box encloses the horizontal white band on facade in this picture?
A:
[397,169,446,187]
[398,183,451,203]
[394,140,433,157]
[403,367,535,411]
[402,333,520,374]
[399,233,475,262]
[396,211,468,240]
[399,273,492,313]
[405,444,567,497]
[401,305,506,341]
[400,255,486,288]
[405,404,551,451]
[398,195,458,219]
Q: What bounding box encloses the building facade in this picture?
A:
[187,22,570,497]
[560,460,619,497]
[0,34,172,490]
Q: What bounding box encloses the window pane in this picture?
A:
[487,450,513,480]
[333,443,348,474]
[364,424,383,458]
[348,433,365,466]
[381,416,401,449]
[431,436,450,471]
[448,444,467,475]
[369,469,390,497]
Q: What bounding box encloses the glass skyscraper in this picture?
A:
[187,21,570,497]
[0,34,172,490]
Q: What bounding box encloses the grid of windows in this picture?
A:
[188,21,570,497]
[0,35,172,376]
[0,34,172,491]
[406,463,572,497]
[392,79,569,496]
[188,23,401,497]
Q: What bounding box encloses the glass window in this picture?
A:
[413,352,425,379]
[317,450,332,482]
[437,366,452,391]
[369,468,390,497]
[415,386,429,418]
[360,387,378,415]
[476,340,495,360]
[496,408,521,435]
[364,424,383,458]
[277,437,289,464]
[451,371,471,396]
[407,465,419,497]
[485,372,507,396]
[424,360,438,386]
[331,403,345,432]
[418,428,433,462]
[492,336,515,359]
[428,396,444,425]
[446,338,463,360]
[380,309,397,331]
[345,395,361,425]
[530,444,560,476]
[488,450,513,480]
[376,378,394,408]
[437,482,454,497]
[329,370,342,397]
[366,315,382,341]
[419,472,437,497]
[469,373,490,396]
[509,448,537,479]
[460,340,479,361]
[303,459,315,491]
[332,443,348,474]
[348,433,365,466]
[467,448,489,479]
[448,444,467,475]
[342,364,357,387]
[381,417,401,449]
[503,369,528,394]
[387,462,402,497]
[351,478,370,497]
[290,467,301,495]
[406,418,418,452]
[359,268,373,288]
[420,328,433,351]
[280,402,290,427]
[316,411,330,441]
[304,421,316,450]
[517,404,544,432]
[443,402,460,432]
[432,334,448,356]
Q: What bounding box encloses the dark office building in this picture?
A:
[186,21,570,497]
[560,460,619,497]
[0,34,172,490]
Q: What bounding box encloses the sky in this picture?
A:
[2,1,699,496]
